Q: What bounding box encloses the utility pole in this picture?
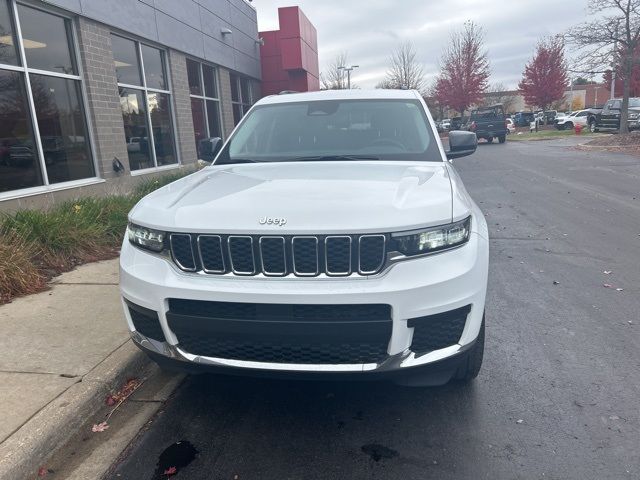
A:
[610,21,619,99]
[338,65,359,89]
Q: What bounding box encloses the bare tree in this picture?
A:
[483,83,519,113]
[376,42,427,93]
[320,52,350,90]
[566,0,640,133]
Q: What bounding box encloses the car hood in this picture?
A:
[129,162,458,234]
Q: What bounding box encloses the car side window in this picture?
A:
[612,100,622,110]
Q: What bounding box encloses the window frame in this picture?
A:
[112,32,180,175]
[186,57,224,149]
[230,73,254,124]
[0,0,100,201]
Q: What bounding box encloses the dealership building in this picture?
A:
[0,0,319,210]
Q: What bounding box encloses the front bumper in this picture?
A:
[120,232,489,379]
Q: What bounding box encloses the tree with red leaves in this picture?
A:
[518,36,568,111]
[434,21,490,116]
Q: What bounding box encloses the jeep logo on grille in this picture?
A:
[259,216,287,227]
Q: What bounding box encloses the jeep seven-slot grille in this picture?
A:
[169,234,387,277]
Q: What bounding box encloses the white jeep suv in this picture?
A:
[120,90,489,386]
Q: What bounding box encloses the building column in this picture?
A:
[76,18,130,182]
[167,50,197,165]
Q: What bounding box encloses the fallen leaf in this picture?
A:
[603,270,612,275]
[92,421,109,433]
[516,419,524,424]
[164,466,177,476]
[616,288,624,292]
[603,283,612,288]
[553,281,560,285]
[38,467,48,477]
[105,395,116,406]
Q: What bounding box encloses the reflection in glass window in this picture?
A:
[17,4,76,75]
[0,3,95,195]
[120,88,152,171]
[112,35,142,86]
[203,65,216,98]
[141,44,166,90]
[30,74,94,184]
[0,70,42,192]
[230,74,253,125]
[148,92,176,166]
[191,97,206,153]
[186,58,201,96]
[187,59,223,158]
[114,35,177,171]
[0,0,19,66]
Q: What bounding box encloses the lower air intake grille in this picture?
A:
[408,305,471,354]
[126,301,165,342]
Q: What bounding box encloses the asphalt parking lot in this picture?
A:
[109,138,640,480]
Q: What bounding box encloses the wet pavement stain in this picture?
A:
[151,440,198,479]
[361,444,399,462]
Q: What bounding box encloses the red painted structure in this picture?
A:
[259,7,319,97]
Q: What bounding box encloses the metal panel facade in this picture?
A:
[43,0,261,79]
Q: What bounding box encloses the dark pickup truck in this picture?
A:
[591,98,640,132]
[467,105,508,144]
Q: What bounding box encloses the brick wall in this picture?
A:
[218,68,236,138]
[76,17,130,183]
[167,50,197,164]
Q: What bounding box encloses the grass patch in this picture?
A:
[508,129,593,141]
[0,168,194,304]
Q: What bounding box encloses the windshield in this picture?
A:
[630,98,640,107]
[215,99,441,164]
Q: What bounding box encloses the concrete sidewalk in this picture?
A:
[0,259,148,480]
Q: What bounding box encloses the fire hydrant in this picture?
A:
[574,124,583,135]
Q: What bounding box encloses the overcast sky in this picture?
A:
[251,0,601,90]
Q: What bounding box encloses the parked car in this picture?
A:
[506,118,516,134]
[450,116,465,131]
[467,104,508,144]
[121,89,489,386]
[555,110,590,130]
[127,137,142,153]
[590,98,640,132]
[440,118,451,130]
[513,111,535,127]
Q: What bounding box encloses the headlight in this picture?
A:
[127,223,166,252]
[391,216,471,256]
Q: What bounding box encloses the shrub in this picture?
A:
[0,169,193,303]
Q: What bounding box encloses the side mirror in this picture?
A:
[198,137,223,163]
[446,131,477,160]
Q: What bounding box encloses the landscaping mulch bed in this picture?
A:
[575,131,640,156]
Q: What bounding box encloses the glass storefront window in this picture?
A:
[0,0,19,66]
[0,70,42,192]
[113,35,177,171]
[186,58,201,96]
[0,1,96,196]
[120,88,152,171]
[141,44,166,90]
[148,93,176,166]
[17,4,77,75]
[112,35,142,86]
[187,59,223,158]
[203,65,216,98]
[230,74,253,125]
[30,74,94,183]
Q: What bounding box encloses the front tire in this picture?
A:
[486,137,494,144]
[453,316,485,383]
[498,135,506,144]
[590,121,599,133]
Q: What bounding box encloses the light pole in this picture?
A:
[338,65,359,89]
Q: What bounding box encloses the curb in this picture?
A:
[0,341,148,480]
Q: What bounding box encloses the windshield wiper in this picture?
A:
[217,158,259,165]
[286,155,380,162]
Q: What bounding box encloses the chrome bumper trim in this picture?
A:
[131,331,471,373]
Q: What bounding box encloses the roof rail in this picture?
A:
[278,90,299,95]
